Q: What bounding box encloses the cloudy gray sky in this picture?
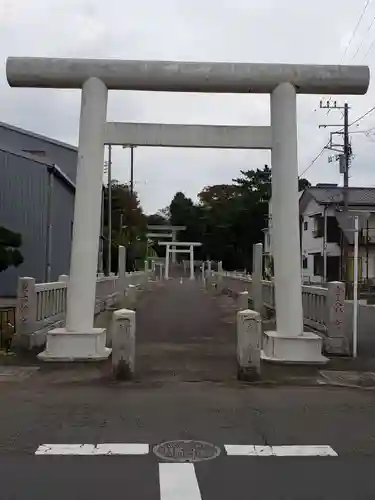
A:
[1,0,375,213]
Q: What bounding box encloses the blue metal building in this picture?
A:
[0,122,77,297]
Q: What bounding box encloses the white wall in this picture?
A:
[266,195,375,282]
[301,198,340,284]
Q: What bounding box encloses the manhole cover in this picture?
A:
[153,440,220,462]
[320,370,375,388]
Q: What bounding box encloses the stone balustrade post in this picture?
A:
[325,281,349,355]
[111,309,135,380]
[237,309,261,381]
[15,277,37,348]
[118,245,126,292]
[252,243,264,316]
[238,291,249,311]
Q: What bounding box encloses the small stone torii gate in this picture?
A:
[159,241,202,280]
[147,225,186,264]
[6,57,369,362]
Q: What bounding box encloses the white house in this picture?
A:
[264,184,375,284]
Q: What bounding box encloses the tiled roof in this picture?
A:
[308,186,375,205]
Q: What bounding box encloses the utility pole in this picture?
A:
[319,100,352,287]
[342,102,350,289]
[127,146,135,270]
[98,183,104,274]
[107,144,112,275]
[119,212,124,241]
[130,145,134,197]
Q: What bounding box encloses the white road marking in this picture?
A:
[35,444,95,455]
[272,445,338,456]
[225,445,338,457]
[35,443,149,455]
[159,463,202,500]
[94,443,149,455]
[224,445,273,456]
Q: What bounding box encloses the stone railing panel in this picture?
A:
[15,270,150,350]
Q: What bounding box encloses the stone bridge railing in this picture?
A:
[214,271,348,354]
[15,270,151,349]
[215,272,329,331]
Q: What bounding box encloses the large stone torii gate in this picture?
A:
[6,57,369,362]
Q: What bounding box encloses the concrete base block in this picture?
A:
[111,309,135,380]
[38,328,111,361]
[261,331,328,365]
[237,363,261,382]
[323,335,351,356]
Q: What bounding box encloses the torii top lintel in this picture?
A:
[6,58,370,95]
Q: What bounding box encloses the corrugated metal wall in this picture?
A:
[0,150,48,296]
[51,175,74,281]
[0,150,75,296]
[0,125,77,182]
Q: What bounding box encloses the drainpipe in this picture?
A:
[323,205,327,284]
[45,166,54,282]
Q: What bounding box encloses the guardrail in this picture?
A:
[15,270,151,349]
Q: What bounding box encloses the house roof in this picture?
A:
[299,186,375,215]
[0,120,77,152]
[307,186,375,205]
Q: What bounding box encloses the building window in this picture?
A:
[313,253,323,276]
[304,221,308,231]
[302,256,308,269]
[313,216,324,238]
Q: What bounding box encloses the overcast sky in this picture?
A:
[1,0,375,213]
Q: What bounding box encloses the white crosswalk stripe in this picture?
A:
[35,443,149,455]
[224,444,338,457]
[159,463,202,500]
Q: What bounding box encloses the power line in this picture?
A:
[322,0,373,111]
[299,140,330,178]
[350,11,375,61]
[301,107,375,180]
[350,105,375,127]
[342,0,372,62]
[362,35,375,59]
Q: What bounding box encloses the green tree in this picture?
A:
[0,226,23,273]
[103,184,147,272]
[165,165,311,271]
[146,213,168,226]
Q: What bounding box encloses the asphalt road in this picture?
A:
[1,454,375,499]
[1,278,375,499]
